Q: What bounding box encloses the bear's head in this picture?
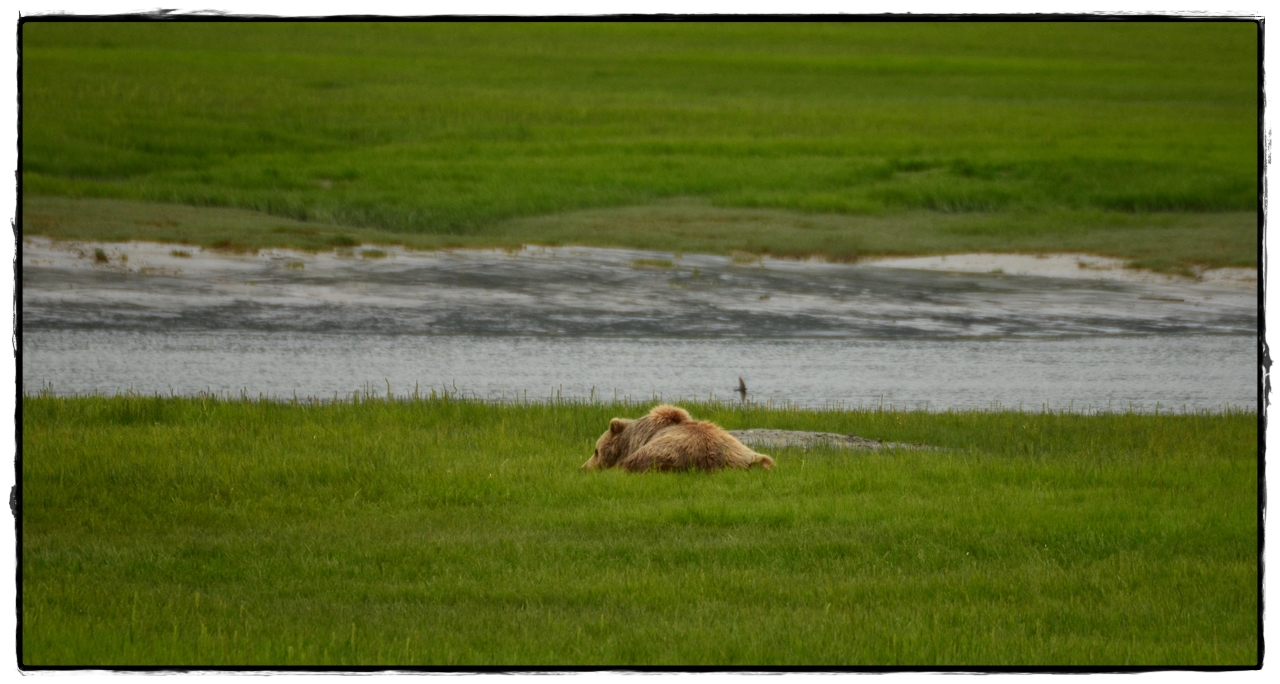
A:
[580,406,691,471]
[581,417,632,470]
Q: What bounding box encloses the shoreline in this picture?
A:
[23,236,1258,292]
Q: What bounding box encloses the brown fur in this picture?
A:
[581,405,775,473]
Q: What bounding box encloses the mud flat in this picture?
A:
[866,252,1257,290]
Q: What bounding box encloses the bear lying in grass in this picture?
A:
[581,405,775,473]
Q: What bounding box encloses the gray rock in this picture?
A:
[727,429,940,451]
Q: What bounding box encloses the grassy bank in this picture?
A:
[22,395,1258,666]
[21,22,1258,271]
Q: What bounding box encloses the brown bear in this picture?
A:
[580,404,775,473]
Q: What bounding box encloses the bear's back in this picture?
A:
[619,419,764,472]
[614,405,691,457]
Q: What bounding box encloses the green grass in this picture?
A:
[22,395,1258,666]
[20,22,1259,271]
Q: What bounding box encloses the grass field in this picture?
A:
[20,22,1259,271]
[21,395,1259,666]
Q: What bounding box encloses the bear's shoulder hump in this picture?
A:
[649,405,691,423]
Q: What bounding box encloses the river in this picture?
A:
[21,239,1258,411]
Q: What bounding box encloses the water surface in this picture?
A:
[22,242,1257,411]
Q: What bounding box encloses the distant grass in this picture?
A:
[20,22,1258,268]
[22,394,1258,666]
[498,200,1257,273]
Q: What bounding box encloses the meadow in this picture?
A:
[21,394,1259,666]
[21,22,1258,272]
[18,19,1263,668]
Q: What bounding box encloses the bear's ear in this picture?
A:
[609,418,630,435]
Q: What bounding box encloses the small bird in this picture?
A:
[736,376,747,399]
